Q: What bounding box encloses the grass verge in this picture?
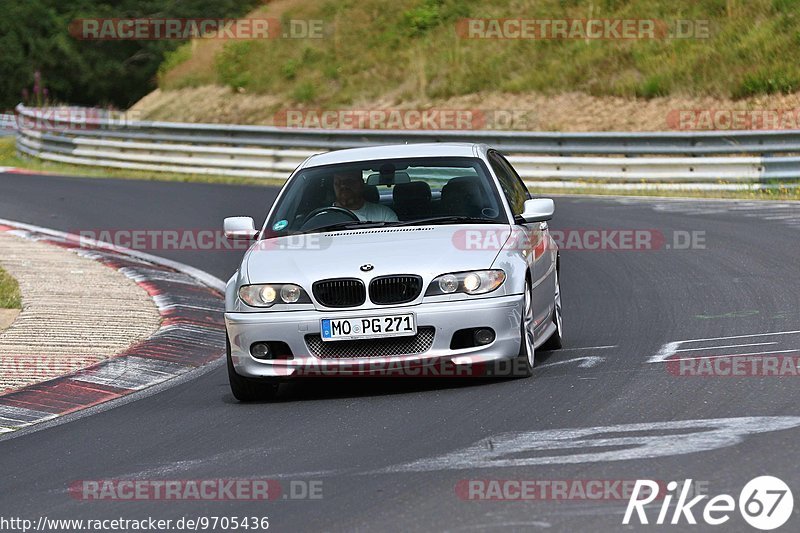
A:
[0,266,21,309]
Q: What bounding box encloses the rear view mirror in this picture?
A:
[224,217,258,239]
[366,171,411,186]
[520,198,555,223]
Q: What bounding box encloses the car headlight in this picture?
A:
[426,270,506,296]
[238,284,311,307]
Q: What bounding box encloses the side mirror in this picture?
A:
[224,217,258,240]
[520,198,555,223]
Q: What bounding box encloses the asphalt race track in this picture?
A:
[1,172,799,531]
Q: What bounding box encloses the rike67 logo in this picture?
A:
[623,476,793,530]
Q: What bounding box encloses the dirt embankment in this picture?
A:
[130,86,800,132]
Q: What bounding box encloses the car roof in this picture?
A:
[300,142,489,169]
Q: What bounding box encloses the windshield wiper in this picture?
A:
[392,216,505,227]
[298,221,389,234]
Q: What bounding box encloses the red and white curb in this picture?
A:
[0,167,58,175]
[0,219,226,434]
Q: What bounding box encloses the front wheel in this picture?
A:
[513,280,535,378]
[227,334,278,402]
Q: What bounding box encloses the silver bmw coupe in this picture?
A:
[223,143,562,400]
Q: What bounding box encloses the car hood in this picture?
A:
[244,224,511,284]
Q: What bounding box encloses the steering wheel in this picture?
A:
[300,206,359,229]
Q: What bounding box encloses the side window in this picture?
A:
[498,153,531,201]
[488,152,527,216]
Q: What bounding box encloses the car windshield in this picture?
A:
[263,156,509,237]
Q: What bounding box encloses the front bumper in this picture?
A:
[225,294,524,378]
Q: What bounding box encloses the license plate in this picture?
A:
[321,313,416,341]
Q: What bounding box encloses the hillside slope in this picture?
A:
[137,0,800,130]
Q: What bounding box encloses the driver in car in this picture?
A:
[332,170,398,222]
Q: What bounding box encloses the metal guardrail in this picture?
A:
[13,104,800,182]
[0,114,16,136]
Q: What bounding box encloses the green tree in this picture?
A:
[0,0,261,109]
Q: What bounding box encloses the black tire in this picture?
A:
[227,334,278,402]
[540,269,563,351]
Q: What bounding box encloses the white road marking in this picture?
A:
[674,342,777,353]
[648,330,800,363]
[681,330,800,343]
[375,416,800,472]
[537,356,606,369]
[648,341,683,364]
[559,345,617,351]
[754,212,799,218]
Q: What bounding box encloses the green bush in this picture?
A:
[292,82,317,103]
[734,72,800,99]
[637,75,672,99]
[215,41,256,89]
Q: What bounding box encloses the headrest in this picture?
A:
[442,176,481,197]
[363,184,380,204]
[393,181,432,203]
